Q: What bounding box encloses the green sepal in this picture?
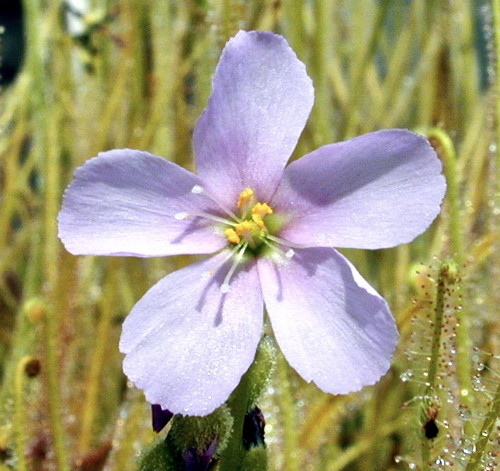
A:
[169,405,233,458]
[246,335,277,410]
[137,436,179,471]
[240,447,268,471]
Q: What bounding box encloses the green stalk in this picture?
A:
[77,262,117,455]
[425,128,463,262]
[22,1,70,469]
[326,414,408,471]
[344,0,391,137]
[495,0,500,174]
[464,381,500,471]
[218,372,251,471]
[310,0,334,143]
[13,357,32,471]
[421,262,450,470]
[276,353,299,471]
[425,129,472,426]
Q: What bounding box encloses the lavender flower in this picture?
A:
[58,31,446,416]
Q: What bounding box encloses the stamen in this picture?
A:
[190,184,239,220]
[266,234,309,249]
[251,203,273,229]
[234,220,257,248]
[221,242,248,293]
[224,228,241,244]
[237,188,255,210]
[174,210,235,226]
[261,238,296,259]
[235,221,255,238]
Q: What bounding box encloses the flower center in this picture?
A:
[175,185,301,292]
[223,188,274,250]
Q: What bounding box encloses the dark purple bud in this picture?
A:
[151,404,173,433]
[182,438,217,471]
[242,406,265,450]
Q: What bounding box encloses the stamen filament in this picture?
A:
[266,234,309,249]
[221,242,248,293]
[174,210,236,227]
[190,185,240,221]
[261,238,295,259]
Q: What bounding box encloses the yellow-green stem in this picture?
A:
[77,261,118,455]
[464,381,500,471]
[276,353,300,471]
[13,357,32,471]
[425,128,472,424]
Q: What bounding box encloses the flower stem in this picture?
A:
[421,262,450,470]
[425,128,473,428]
[276,353,299,471]
[22,0,70,466]
[463,380,500,471]
[426,128,463,263]
[77,261,118,456]
[327,414,408,471]
[218,372,251,471]
[13,357,32,471]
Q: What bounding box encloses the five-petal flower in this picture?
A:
[58,30,446,416]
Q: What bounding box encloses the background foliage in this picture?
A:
[1,0,499,470]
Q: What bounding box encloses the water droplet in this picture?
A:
[472,376,485,391]
[459,404,472,420]
[400,370,414,382]
[435,457,452,467]
[459,439,476,455]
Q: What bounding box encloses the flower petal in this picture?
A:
[58,149,227,257]
[194,30,314,207]
[120,251,263,416]
[273,130,446,249]
[258,247,398,394]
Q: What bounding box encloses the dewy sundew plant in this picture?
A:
[57,30,445,464]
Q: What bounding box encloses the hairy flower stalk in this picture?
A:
[58,30,446,417]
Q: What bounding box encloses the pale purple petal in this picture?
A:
[258,248,398,394]
[194,30,314,207]
[272,130,446,249]
[58,149,227,257]
[120,251,263,416]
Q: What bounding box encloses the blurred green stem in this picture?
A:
[426,128,463,262]
[344,0,391,136]
[219,372,251,471]
[22,1,70,468]
[464,381,500,471]
[425,128,472,418]
[327,414,408,471]
[495,0,500,171]
[13,357,32,471]
[421,262,455,470]
[78,261,118,456]
[276,353,299,471]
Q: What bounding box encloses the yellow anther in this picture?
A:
[237,188,255,210]
[251,203,274,229]
[235,220,255,237]
[224,228,241,244]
